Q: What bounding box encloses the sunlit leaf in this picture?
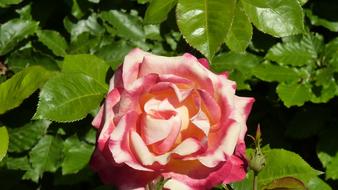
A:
[34,73,107,122]
[144,0,177,24]
[100,10,145,40]
[0,126,9,161]
[62,54,109,85]
[225,1,252,52]
[233,149,321,190]
[176,0,236,60]
[276,82,312,107]
[0,66,52,114]
[252,62,303,82]
[241,0,304,37]
[37,30,68,57]
[0,19,38,55]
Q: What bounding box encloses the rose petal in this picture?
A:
[150,82,193,103]
[233,96,255,142]
[91,149,158,189]
[172,138,202,156]
[162,152,247,190]
[108,111,152,171]
[164,178,192,190]
[197,58,209,69]
[122,48,153,91]
[198,89,221,125]
[139,53,215,95]
[191,109,210,137]
[142,114,179,145]
[96,89,121,151]
[116,74,159,116]
[131,131,170,166]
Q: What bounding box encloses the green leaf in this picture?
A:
[34,73,107,122]
[305,10,338,32]
[62,54,109,84]
[263,177,306,190]
[307,67,337,104]
[297,0,308,6]
[16,4,33,20]
[225,1,253,52]
[176,0,236,60]
[62,135,94,175]
[0,66,52,114]
[252,62,303,82]
[276,82,312,107]
[266,39,317,67]
[144,0,177,24]
[36,30,68,57]
[233,149,321,190]
[211,51,260,75]
[211,52,260,90]
[323,37,338,70]
[95,41,133,70]
[6,48,59,73]
[317,127,338,180]
[23,135,63,182]
[100,10,145,40]
[6,156,31,170]
[0,19,39,55]
[241,0,304,37]
[0,126,9,161]
[65,14,105,41]
[306,177,332,190]
[68,32,101,54]
[0,0,22,7]
[8,120,50,153]
[71,0,85,19]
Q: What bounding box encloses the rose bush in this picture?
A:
[91,49,254,190]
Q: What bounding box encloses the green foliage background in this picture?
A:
[0,0,338,189]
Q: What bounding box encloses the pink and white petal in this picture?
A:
[91,149,158,190]
[172,138,202,156]
[164,178,192,190]
[92,105,104,129]
[197,89,221,125]
[109,66,123,91]
[144,98,175,114]
[150,82,193,103]
[191,109,210,137]
[117,74,159,116]
[122,48,152,91]
[139,53,215,94]
[233,96,255,142]
[142,114,178,145]
[151,115,181,154]
[197,58,209,69]
[159,74,193,85]
[162,153,247,190]
[96,89,121,151]
[131,131,170,166]
[108,111,152,171]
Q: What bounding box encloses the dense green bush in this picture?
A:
[1,0,338,189]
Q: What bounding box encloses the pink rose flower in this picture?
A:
[91,49,254,190]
